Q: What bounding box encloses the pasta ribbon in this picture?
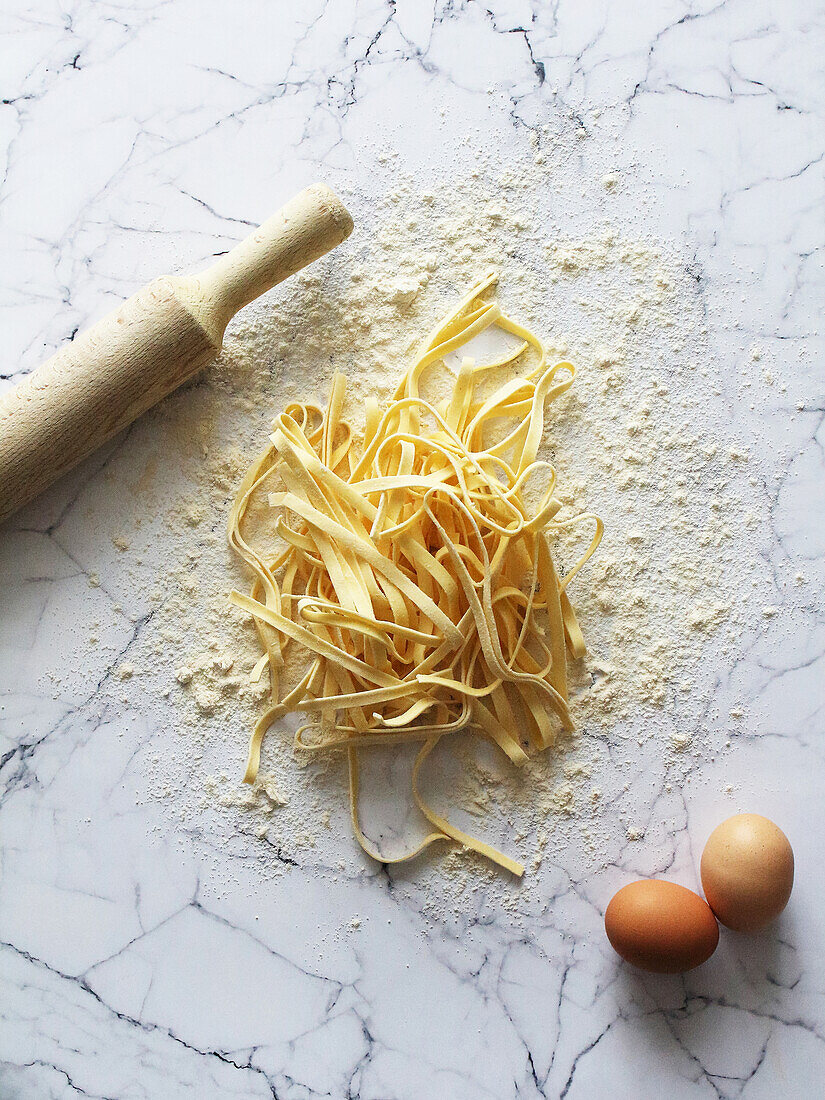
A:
[228,272,602,876]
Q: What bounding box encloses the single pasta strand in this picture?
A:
[228,273,602,876]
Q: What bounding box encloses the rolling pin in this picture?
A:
[0,184,353,524]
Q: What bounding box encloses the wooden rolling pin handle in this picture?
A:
[0,184,353,524]
[182,183,354,345]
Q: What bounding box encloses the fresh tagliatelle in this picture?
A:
[228,271,602,876]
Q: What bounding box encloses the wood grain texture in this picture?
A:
[0,279,216,521]
[0,184,353,524]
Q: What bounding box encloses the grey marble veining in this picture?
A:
[1,2,824,1098]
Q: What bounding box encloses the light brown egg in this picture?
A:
[605,880,719,973]
[700,813,794,932]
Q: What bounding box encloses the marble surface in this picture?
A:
[1,2,824,1098]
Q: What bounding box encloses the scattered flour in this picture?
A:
[98,121,782,915]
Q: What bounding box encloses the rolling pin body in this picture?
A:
[0,184,353,523]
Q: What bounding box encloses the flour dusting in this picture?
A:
[105,120,779,914]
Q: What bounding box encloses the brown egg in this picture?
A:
[700,813,794,932]
[605,880,719,973]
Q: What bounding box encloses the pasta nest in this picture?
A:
[229,272,602,875]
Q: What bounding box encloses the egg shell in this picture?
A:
[605,880,719,974]
[701,813,794,932]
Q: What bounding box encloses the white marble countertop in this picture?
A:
[1,2,824,1098]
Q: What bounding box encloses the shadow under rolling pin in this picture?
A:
[0,184,354,525]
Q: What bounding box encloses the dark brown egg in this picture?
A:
[605,880,719,973]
